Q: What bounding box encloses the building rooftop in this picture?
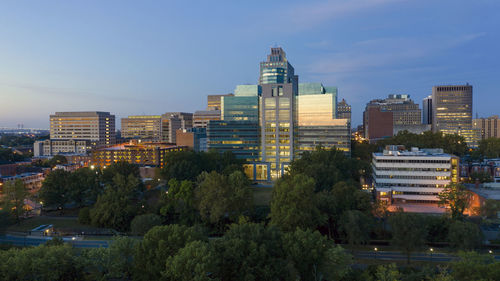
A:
[98,142,181,151]
[374,146,450,157]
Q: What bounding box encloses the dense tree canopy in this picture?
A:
[377,130,468,156]
[389,212,428,264]
[0,179,28,222]
[438,183,472,220]
[477,137,500,158]
[160,179,199,225]
[270,174,325,231]
[39,169,72,210]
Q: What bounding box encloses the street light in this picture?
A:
[430,248,434,261]
[489,250,493,254]
[374,247,378,260]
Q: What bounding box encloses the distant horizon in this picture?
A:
[1,1,499,128]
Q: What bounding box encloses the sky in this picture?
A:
[1,0,499,129]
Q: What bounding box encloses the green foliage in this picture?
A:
[468,171,492,183]
[133,224,207,281]
[101,161,141,185]
[449,251,500,281]
[90,174,143,231]
[130,213,163,236]
[160,179,199,225]
[212,223,289,281]
[389,212,428,264]
[448,220,483,250]
[288,147,363,191]
[377,130,468,156]
[163,240,219,281]
[316,181,372,238]
[0,244,82,281]
[438,183,472,220]
[0,134,43,147]
[39,169,72,210]
[161,150,243,182]
[195,171,253,228]
[425,215,452,243]
[283,228,352,281]
[372,264,401,281]
[80,236,137,280]
[0,147,25,163]
[479,199,500,219]
[270,174,325,231]
[0,209,14,229]
[78,207,91,224]
[339,210,373,246]
[478,137,500,158]
[0,179,28,222]
[68,167,101,207]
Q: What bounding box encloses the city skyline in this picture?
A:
[1,0,499,128]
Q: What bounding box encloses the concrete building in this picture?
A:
[121,115,162,142]
[473,115,500,140]
[176,128,207,152]
[193,110,221,128]
[161,112,193,144]
[207,94,234,111]
[373,146,459,209]
[49,111,115,147]
[91,142,187,168]
[337,98,351,120]
[0,172,45,193]
[363,95,424,142]
[34,139,90,157]
[432,85,477,146]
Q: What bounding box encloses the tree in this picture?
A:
[479,199,500,219]
[163,240,218,281]
[80,236,138,280]
[438,183,472,220]
[130,213,163,236]
[78,207,91,224]
[160,179,199,225]
[478,137,500,158]
[212,223,289,281]
[195,171,253,229]
[39,169,71,211]
[449,251,500,281]
[68,167,101,207]
[389,212,428,264]
[133,224,206,281]
[270,174,325,231]
[288,147,362,191]
[468,171,492,183]
[1,179,28,222]
[101,161,141,185]
[372,264,401,281]
[90,174,143,231]
[339,210,372,247]
[0,244,82,281]
[283,228,352,281]
[447,221,483,250]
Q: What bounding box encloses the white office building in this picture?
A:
[372,146,459,205]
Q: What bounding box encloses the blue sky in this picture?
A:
[1,0,499,128]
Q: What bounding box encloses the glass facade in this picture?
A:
[221,96,259,122]
[206,120,260,162]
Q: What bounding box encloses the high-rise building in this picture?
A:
[49,111,115,147]
[337,98,351,120]
[121,115,162,142]
[422,95,432,125]
[259,47,298,178]
[193,110,221,128]
[473,115,500,140]
[363,94,426,142]
[161,112,193,144]
[296,83,350,155]
[207,94,234,111]
[432,84,477,146]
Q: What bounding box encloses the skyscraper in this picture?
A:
[121,115,163,142]
[337,99,351,120]
[473,115,500,140]
[432,84,477,146]
[422,95,432,125]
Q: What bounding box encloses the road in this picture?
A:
[354,250,500,262]
[0,235,109,248]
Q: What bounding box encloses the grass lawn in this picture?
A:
[6,216,108,234]
[252,187,273,206]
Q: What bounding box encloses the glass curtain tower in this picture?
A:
[259,47,298,179]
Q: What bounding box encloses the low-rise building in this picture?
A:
[372,146,459,210]
[0,172,45,193]
[91,142,187,168]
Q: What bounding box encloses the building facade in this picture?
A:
[91,142,186,168]
[193,110,221,128]
[49,111,115,147]
[473,115,500,140]
[423,95,432,125]
[337,98,351,120]
[207,94,234,111]
[33,139,90,157]
[432,85,477,146]
[373,146,458,206]
[121,115,162,142]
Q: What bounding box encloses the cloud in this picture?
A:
[307,33,486,76]
[286,0,407,30]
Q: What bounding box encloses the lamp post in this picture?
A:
[430,248,434,261]
[374,247,378,260]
